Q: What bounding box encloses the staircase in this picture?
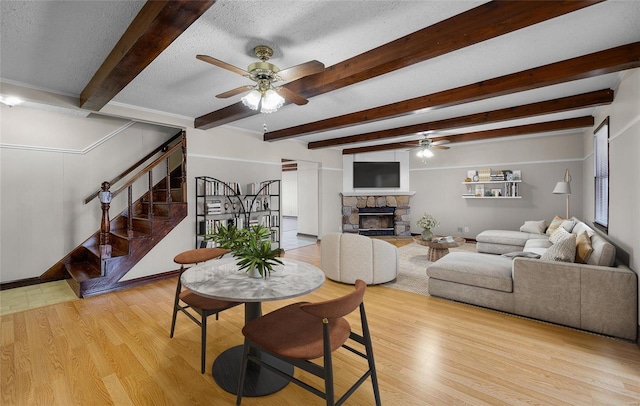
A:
[41,132,188,298]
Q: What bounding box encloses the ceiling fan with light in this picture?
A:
[411,136,450,162]
[197,45,324,114]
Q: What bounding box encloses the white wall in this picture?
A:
[408,132,585,238]
[0,104,178,282]
[0,85,343,283]
[297,161,319,236]
[343,150,410,194]
[583,69,640,324]
[281,170,298,216]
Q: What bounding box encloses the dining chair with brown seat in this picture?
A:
[170,247,241,373]
[236,279,381,406]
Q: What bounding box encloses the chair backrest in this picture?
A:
[320,233,398,284]
[174,247,230,268]
[300,280,366,319]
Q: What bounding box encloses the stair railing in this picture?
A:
[85,131,187,254]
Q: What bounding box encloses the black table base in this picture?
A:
[212,345,292,396]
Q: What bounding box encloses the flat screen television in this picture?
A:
[353,161,400,188]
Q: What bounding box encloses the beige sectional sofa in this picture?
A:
[426,218,638,340]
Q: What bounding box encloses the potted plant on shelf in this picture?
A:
[417,213,440,241]
[206,224,282,278]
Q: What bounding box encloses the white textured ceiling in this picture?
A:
[1,0,640,150]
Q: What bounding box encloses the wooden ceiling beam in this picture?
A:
[80,1,215,111]
[310,89,613,149]
[342,116,595,155]
[267,42,640,141]
[195,0,603,130]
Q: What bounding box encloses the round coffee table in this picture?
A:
[413,236,466,261]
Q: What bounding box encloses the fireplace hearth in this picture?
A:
[358,207,395,236]
[341,193,412,236]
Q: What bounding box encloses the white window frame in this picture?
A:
[593,117,609,233]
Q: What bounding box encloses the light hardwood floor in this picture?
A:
[2,241,639,405]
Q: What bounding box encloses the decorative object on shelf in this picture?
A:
[552,168,572,218]
[462,169,522,198]
[512,170,521,180]
[417,213,440,241]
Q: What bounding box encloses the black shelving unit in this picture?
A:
[195,176,280,249]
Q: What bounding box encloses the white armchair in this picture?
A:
[321,233,398,284]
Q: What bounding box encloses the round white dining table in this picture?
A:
[181,256,325,396]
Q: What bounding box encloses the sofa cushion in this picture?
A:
[572,220,595,238]
[477,230,535,247]
[546,215,565,236]
[520,220,547,234]
[523,238,552,256]
[575,231,594,264]
[569,219,615,267]
[587,234,616,267]
[560,219,577,233]
[540,233,576,262]
[427,252,513,292]
[549,227,570,244]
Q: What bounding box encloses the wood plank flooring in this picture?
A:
[2,241,639,405]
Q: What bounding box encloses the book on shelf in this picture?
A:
[490,169,505,181]
[206,200,222,214]
[477,168,491,181]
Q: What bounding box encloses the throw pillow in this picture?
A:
[546,215,565,236]
[549,227,570,244]
[520,220,547,235]
[541,233,576,262]
[560,219,576,233]
[501,251,541,260]
[575,231,594,264]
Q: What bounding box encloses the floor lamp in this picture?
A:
[552,169,572,219]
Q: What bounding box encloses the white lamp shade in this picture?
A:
[260,89,285,113]
[241,90,262,110]
[416,148,433,158]
[552,181,571,194]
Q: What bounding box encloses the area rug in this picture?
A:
[382,242,477,296]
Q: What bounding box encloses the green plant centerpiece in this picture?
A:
[205,223,283,278]
[417,213,440,241]
[205,223,247,251]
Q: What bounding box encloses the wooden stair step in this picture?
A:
[85,245,128,258]
[66,262,102,282]
[111,229,149,239]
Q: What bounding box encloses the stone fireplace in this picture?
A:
[341,193,412,236]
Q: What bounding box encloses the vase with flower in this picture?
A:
[417,213,440,241]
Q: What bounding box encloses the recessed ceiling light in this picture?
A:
[0,95,24,107]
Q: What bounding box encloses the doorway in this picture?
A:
[281,159,319,250]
